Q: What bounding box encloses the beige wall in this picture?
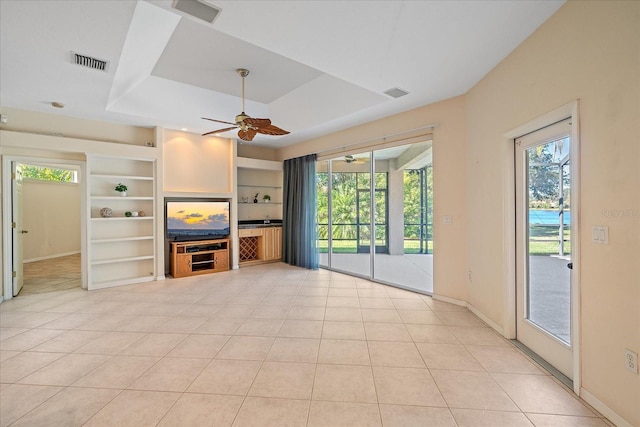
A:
[465,1,639,424]
[278,96,469,302]
[23,180,81,261]
[162,130,233,195]
[278,1,639,424]
[0,107,154,146]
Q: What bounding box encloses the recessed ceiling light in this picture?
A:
[181,128,188,131]
[51,102,65,108]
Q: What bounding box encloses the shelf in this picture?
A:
[192,260,214,265]
[91,216,154,221]
[238,184,282,189]
[92,255,154,265]
[92,174,154,181]
[91,275,155,289]
[239,202,282,205]
[91,196,154,200]
[91,236,154,244]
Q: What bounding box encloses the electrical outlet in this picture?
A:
[624,349,638,374]
[443,215,452,225]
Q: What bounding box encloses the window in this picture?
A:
[21,164,78,183]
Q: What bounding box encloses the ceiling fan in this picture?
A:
[202,68,290,142]
[343,155,367,164]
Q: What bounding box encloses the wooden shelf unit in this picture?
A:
[170,239,230,278]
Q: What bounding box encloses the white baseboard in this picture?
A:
[580,388,633,427]
[467,303,506,336]
[432,294,467,307]
[24,251,80,263]
[156,275,166,281]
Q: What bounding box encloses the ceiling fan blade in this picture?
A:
[255,124,290,136]
[202,117,236,126]
[238,128,257,141]
[202,126,238,136]
[244,117,271,127]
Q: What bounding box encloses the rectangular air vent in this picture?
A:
[384,87,409,98]
[173,0,221,24]
[72,52,109,72]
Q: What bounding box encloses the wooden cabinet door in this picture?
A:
[272,227,282,260]
[263,227,282,261]
[213,250,229,272]
[175,255,192,277]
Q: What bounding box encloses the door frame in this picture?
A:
[2,155,88,299]
[503,100,581,394]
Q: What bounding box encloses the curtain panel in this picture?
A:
[282,154,318,269]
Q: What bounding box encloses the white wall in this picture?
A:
[23,179,80,261]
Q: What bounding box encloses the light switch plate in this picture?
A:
[443,215,452,225]
[591,226,608,244]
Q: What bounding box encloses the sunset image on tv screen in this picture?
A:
[166,202,230,238]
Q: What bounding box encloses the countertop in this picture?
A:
[238,220,282,229]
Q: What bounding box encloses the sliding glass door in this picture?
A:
[317,140,433,293]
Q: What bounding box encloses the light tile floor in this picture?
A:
[0,263,613,427]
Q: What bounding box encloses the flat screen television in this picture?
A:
[166,199,230,241]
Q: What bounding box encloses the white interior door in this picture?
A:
[12,163,26,296]
[515,119,574,379]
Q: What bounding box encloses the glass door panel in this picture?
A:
[329,154,371,277]
[317,160,329,268]
[515,118,573,379]
[526,138,571,344]
[372,142,433,292]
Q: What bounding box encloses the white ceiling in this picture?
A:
[0,0,564,147]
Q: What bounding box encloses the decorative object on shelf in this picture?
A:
[99,207,112,218]
[241,197,249,203]
[114,183,128,196]
[138,211,146,217]
[131,211,139,217]
[263,194,271,203]
[253,193,259,204]
[125,211,132,217]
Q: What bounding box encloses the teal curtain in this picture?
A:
[283,154,318,269]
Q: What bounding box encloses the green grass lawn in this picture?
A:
[318,229,568,256]
[318,239,433,254]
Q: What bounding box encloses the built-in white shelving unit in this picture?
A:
[236,160,284,220]
[87,155,156,289]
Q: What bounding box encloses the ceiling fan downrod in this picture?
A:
[237,68,249,114]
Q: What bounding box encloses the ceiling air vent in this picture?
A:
[72,52,109,72]
[384,87,409,99]
[173,0,221,24]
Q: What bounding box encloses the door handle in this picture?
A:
[20,230,28,234]
[567,262,573,270]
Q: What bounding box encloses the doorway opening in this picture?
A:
[317,139,434,293]
[512,110,580,390]
[5,159,83,297]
